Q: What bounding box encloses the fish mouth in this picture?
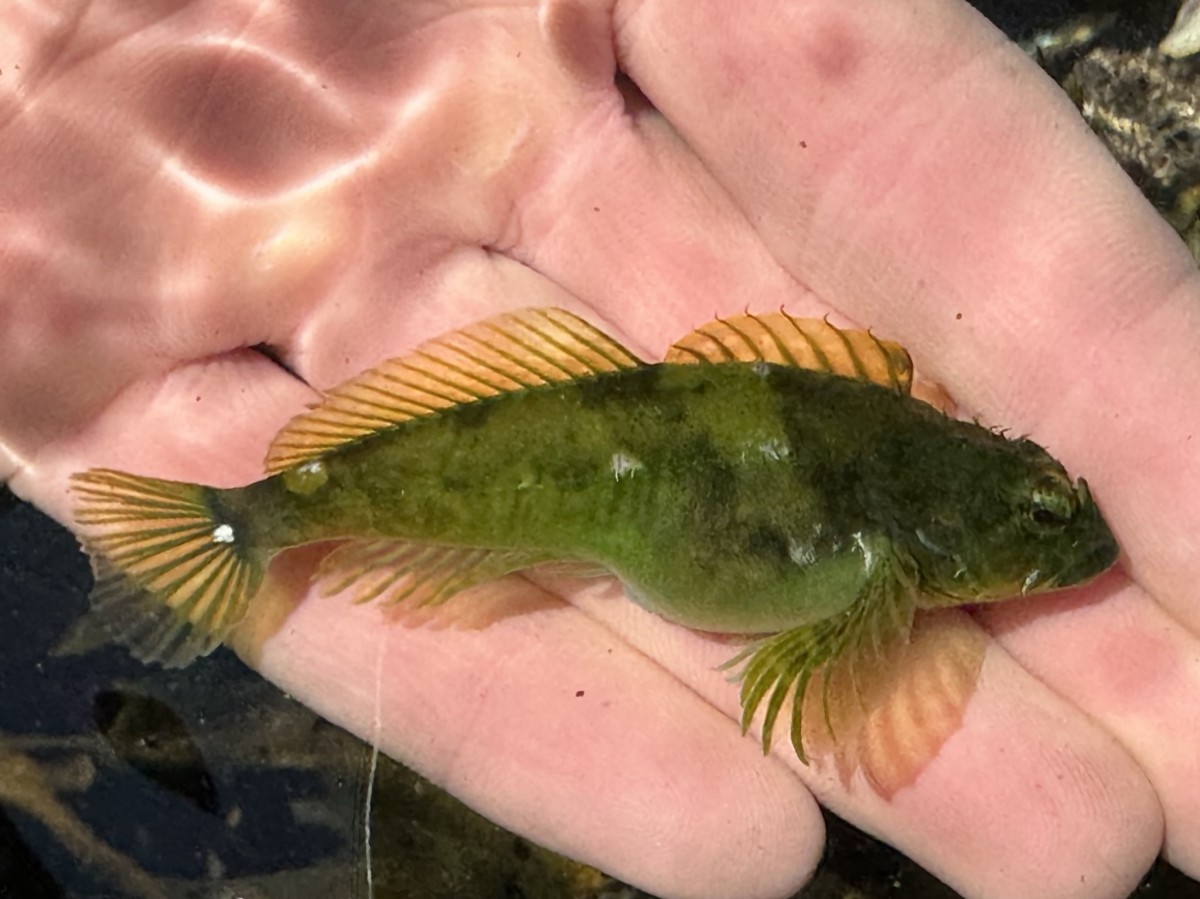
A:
[1007,543,1115,599]
[1054,483,1121,588]
[1059,532,1120,587]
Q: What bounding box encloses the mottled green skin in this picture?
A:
[206,362,1117,635]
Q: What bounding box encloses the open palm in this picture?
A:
[4,2,1200,897]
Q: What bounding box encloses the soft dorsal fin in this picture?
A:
[264,308,643,474]
[666,312,913,394]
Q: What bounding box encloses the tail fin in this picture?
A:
[70,469,265,668]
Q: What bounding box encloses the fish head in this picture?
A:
[900,434,1119,607]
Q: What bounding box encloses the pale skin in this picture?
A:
[3,1,1200,897]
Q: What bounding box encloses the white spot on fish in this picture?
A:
[212,524,235,544]
[611,452,643,480]
[788,538,817,566]
[758,438,790,461]
[282,457,329,495]
[853,531,878,572]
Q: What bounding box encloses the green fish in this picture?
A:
[71,308,1118,782]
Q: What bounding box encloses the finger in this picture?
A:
[980,575,1200,877]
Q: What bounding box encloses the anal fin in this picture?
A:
[315,539,552,607]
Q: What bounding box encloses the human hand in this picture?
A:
[3,2,1199,898]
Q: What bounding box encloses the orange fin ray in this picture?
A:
[265,308,643,474]
[667,312,913,393]
[729,601,986,797]
[316,538,552,607]
[724,564,918,764]
[837,613,987,797]
[69,469,266,667]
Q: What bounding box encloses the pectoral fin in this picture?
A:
[727,581,987,796]
[724,564,917,763]
[835,612,987,797]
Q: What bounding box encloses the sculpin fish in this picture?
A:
[71,308,1118,789]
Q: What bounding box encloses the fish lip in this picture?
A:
[1066,477,1120,582]
[1090,534,1121,577]
[1060,531,1120,588]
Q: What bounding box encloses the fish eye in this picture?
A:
[1029,479,1076,527]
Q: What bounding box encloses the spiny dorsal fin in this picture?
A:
[265,308,643,474]
[315,538,551,607]
[666,312,913,394]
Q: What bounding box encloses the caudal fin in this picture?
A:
[70,469,265,667]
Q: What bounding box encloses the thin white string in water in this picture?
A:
[363,629,386,898]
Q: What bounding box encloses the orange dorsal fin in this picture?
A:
[666,312,912,394]
[264,308,643,474]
